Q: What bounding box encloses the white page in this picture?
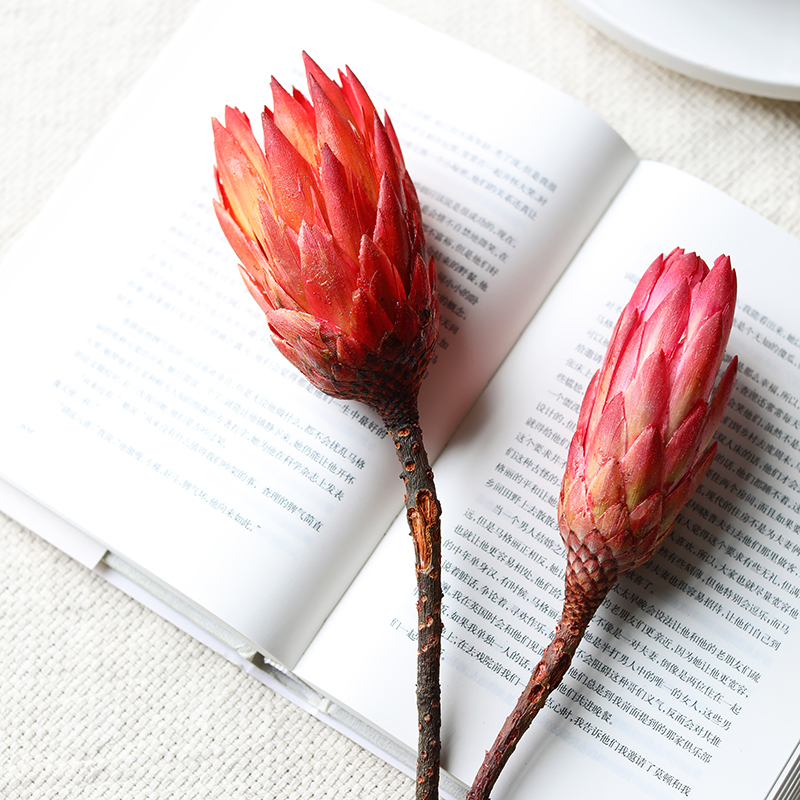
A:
[296,162,800,798]
[0,0,634,666]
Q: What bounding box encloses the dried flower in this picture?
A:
[212,54,442,800]
[468,249,738,800]
[212,52,438,426]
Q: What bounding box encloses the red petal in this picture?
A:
[303,52,357,128]
[339,65,378,139]
[620,424,664,511]
[270,77,318,167]
[370,111,404,201]
[664,400,707,487]
[628,253,665,313]
[359,235,405,315]
[697,356,738,453]
[624,348,669,444]
[397,301,429,349]
[607,322,644,402]
[662,443,716,528]
[373,174,411,288]
[407,251,433,306]
[298,222,359,331]
[639,278,690,362]
[575,370,600,442]
[668,311,725,437]
[563,432,586,490]
[319,144,362,260]
[348,285,392,351]
[335,333,369,373]
[383,114,407,174]
[308,73,378,205]
[687,254,736,342]
[261,111,323,233]
[643,250,706,319]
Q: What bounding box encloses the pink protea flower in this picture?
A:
[468,249,738,800]
[212,52,438,427]
[212,54,442,800]
[561,248,738,604]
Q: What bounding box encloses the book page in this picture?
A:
[296,161,800,798]
[0,0,634,667]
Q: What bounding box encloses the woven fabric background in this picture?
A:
[1,1,798,798]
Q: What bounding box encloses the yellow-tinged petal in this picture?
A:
[223,107,272,193]
[213,199,271,286]
[585,392,627,477]
[212,117,271,240]
[586,457,624,520]
[628,491,662,541]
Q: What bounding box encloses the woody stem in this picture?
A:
[383,407,442,800]
[466,585,608,800]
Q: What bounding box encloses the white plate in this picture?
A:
[561,0,800,100]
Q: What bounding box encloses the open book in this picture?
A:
[2,0,799,797]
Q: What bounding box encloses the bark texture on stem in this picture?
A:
[384,405,442,800]
[466,578,611,800]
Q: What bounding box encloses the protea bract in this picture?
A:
[468,249,738,799]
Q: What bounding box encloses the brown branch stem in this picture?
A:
[383,405,443,800]
[466,584,609,800]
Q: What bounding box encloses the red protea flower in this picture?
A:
[212,52,438,427]
[212,54,442,800]
[468,249,738,800]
